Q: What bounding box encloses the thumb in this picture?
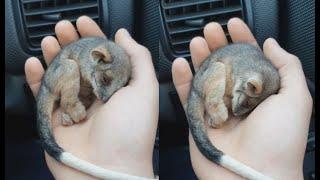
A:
[263,38,309,96]
[115,28,157,87]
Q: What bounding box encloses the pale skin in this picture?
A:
[25,16,158,179]
[172,18,313,179]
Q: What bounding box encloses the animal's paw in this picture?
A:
[206,103,228,128]
[207,116,226,128]
[61,113,74,126]
[68,102,86,123]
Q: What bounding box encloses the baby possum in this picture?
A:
[187,43,280,180]
[36,37,149,180]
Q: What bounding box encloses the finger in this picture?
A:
[25,57,45,97]
[115,28,156,86]
[227,18,259,48]
[172,58,193,109]
[263,38,298,69]
[41,36,61,65]
[203,22,228,51]
[190,37,210,72]
[55,20,79,47]
[76,16,106,38]
[263,38,307,93]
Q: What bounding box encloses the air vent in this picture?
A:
[20,0,100,52]
[161,0,245,59]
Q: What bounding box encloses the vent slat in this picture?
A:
[174,49,190,54]
[162,0,243,57]
[172,39,191,46]
[180,53,191,58]
[26,14,99,28]
[21,0,100,51]
[24,1,98,16]
[162,0,223,9]
[169,26,203,35]
[166,6,242,23]
[29,31,56,38]
[22,0,51,3]
[168,19,228,35]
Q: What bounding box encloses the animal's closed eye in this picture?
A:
[98,58,104,64]
[102,74,113,86]
[242,99,250,108]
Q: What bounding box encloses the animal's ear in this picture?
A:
[91,47,112,63]
[245,75,263,96]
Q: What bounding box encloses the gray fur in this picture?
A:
[187,43,280,167]
[36,37,131,168]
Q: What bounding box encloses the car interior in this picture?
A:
[5,0,315,179]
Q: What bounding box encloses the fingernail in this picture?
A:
[175,57,186,62]
[228,17,242,25]
[269,38,277,44]
[265,38,278,48]
[119,28,131,37]
[78,15,90,20]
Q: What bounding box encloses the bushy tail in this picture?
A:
[187,89,273,180]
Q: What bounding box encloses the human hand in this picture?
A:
[172,18,312,179]
[25,16,158,179]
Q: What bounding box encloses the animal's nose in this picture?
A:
[102,74,113,85]
[102,96,109,103]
